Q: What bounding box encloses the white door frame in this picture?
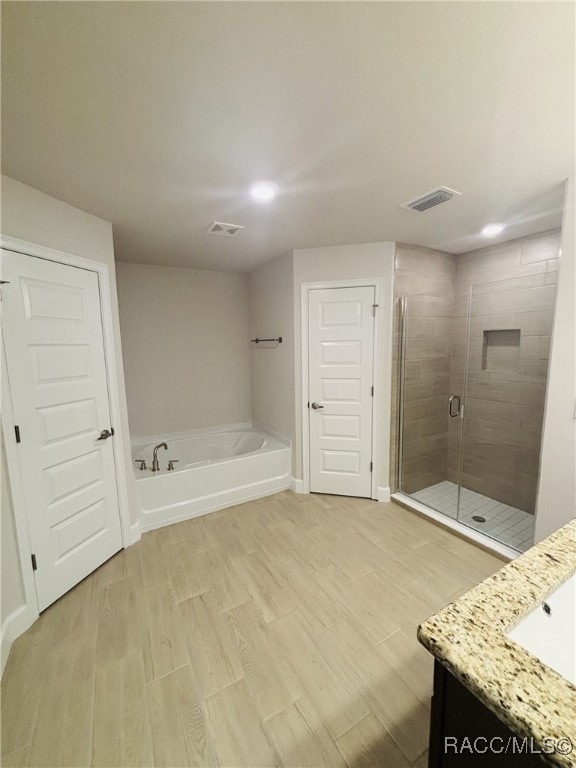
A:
[301,278,383,499]
[0,235,133,624]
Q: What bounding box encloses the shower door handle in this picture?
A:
[448,395,461,418]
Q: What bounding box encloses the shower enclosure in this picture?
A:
[393,233,559,554]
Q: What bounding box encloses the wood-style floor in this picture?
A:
[1,491,503,768]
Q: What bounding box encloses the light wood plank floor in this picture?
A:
[1,492,503,767]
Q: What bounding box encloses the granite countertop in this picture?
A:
[418,519,576,768]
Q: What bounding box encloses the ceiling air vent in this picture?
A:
[206,221,245,237]
[401,186,462,213]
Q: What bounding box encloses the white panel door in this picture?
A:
[1,250,123,610]
[308,286,375,497]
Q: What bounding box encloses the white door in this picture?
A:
[308,286,375,497]
[1,250,123,611]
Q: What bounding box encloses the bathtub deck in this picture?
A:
[1,491,503,768]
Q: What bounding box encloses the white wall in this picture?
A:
[535,178,576,541]
[116,262,251,438]
[292,242,396,494]
[1,175,138,669]
[2,176,116,264]
[248,252,295,446]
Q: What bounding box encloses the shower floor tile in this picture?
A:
[410,480,534,552]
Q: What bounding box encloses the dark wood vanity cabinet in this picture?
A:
[428,661,546,767]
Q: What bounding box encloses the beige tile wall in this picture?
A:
[391,230,560,513]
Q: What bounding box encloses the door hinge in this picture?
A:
[14,425,21,443]
[0,280,9,301]
[372,304,378,317]
[371,386,374,397]
[31,554,37,571]
[370,461,373,472]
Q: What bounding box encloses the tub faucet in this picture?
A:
[151,442,168,472]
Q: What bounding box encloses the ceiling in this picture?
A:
[2,2,574,272]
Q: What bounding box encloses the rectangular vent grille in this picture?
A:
[206,221,245,237]
[401,186,462,213]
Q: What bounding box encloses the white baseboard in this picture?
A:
[127,520,141,546]
[291,477,305,493]
[377,486,391,502]
[1,603,37,676]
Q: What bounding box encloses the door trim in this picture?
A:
[1,336,38,668]
[301,279,383,499]
[0,235,133,624]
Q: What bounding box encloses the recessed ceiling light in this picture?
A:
[482,223,505,238]
[250,182,277,202]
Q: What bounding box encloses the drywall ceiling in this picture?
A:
[1,2,574,272]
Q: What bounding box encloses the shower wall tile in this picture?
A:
[420,415,448,437]
[466,379,547,408]
[520,232,562,264]
[470,314,516,333]
[539,336,551,358]
[406,317,436,339]
[457,260,547,289]
[491,284,556,314]
[472,272,548,294]
[405,295,454,318]
[470,294,494,316]
[403,379,435,402]
[457,240,521,271]
[520,336,541,359]
[404,397,447,421]
[404,337,451,360]
[465,398,545,426]
[394,245,455,276]
[514,310,554,335]
[404,360,422,380]
[394,274,452,298]
[432,377,450,397]
[420,357,451,377]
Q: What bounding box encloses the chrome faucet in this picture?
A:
[151,442,168,472]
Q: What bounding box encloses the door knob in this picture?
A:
[97,428,115,440]
[311,402,324,410]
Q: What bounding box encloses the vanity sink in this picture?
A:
[507,572,576,685]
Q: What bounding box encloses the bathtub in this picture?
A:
[132,427,291,530]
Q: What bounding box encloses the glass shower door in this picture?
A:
[396,230,557,554]
[397,294,464,519]
[397,286,540,552]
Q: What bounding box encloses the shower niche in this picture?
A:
[481,328,520,372]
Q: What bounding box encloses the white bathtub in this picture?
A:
[132,428,291,530]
